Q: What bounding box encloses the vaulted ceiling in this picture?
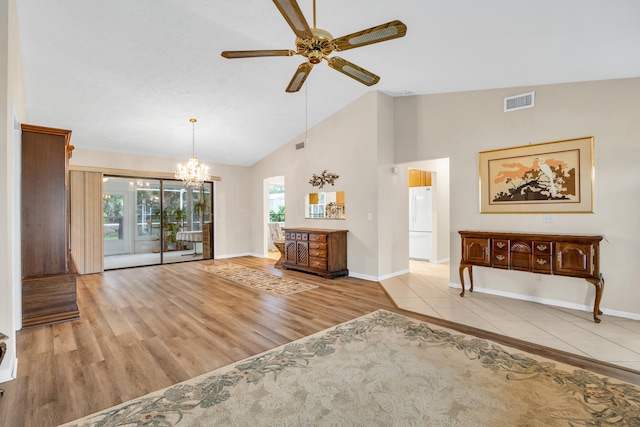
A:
[16,1,640,166]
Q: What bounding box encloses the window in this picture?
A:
[103,194,124,240]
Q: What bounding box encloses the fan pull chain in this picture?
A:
[305,83,308,143]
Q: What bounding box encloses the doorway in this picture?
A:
[405,158,450,270]
[264,176,285,260]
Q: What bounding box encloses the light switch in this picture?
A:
[367,213,372,220]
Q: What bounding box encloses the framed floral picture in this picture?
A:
[478,137,594,213]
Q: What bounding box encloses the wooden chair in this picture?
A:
[268,223,285,267]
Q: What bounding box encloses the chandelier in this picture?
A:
[175,118,211,188]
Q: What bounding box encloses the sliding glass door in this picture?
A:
[103,176,212,269]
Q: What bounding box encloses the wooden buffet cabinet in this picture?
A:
[21,124,79,327]
[282,228,348,278]
[459,231,605,323]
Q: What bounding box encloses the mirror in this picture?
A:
[305,191,345,219]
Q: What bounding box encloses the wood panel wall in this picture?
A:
[70,171,104,274]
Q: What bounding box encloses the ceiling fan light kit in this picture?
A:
[221,0,407,92]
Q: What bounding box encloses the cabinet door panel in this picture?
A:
[554,242,594,277]
[462,238,490,266]
[510,241,532,272]
[296,242,309,266]
[285,241,297,263]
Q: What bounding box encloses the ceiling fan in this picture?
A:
[221,0,407,92]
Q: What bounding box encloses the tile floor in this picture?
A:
[380,260,640,371]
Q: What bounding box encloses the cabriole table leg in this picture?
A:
[587,273,605,324]
[459,264,474,297]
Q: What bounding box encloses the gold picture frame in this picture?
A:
[479,137,594,213]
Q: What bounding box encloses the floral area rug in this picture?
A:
[200,263,318,296]
[62,310,640,426]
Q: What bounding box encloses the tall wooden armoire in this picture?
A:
[21,124,79,327]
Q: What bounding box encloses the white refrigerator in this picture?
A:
[409,186,432,261]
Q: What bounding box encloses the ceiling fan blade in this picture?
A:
[273,0,313,40]
[286,62,313,93]
[333,20,407,52]
[327,57,380,86]
[221,49,295,59]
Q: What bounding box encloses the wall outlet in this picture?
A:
[367,213,372,220]
[543,214,554,223]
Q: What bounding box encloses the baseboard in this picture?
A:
[377,269,410,281]
[348,272,378,282]
[0,356,17,384]
[448,282,640,321]
[215,252,255,259]
[429,257,450,265]
[348,269,410,282]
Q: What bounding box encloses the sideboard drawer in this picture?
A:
[492,252,509,268]
[309,249,327,258]
[309,257,327,270]
[309,242,327,250]
[533,256,552,274]
[309,233,327,243]
[534,241,552,255]
[493,239,509,251]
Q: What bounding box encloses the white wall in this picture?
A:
[394,77,640,318]
[1,0,27,383]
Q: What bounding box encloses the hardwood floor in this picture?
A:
[1,257,638,426]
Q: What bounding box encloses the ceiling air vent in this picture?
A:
[504,91,535,112]
[295,141,305,150]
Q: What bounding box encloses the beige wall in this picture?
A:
[376,92,408,278]
[1,0,27,382]
[395,77,640,318]
[248,92,408,279]
[70,148,253,259]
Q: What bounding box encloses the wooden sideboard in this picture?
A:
[459,231,604,323]
[282,228,348,279]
